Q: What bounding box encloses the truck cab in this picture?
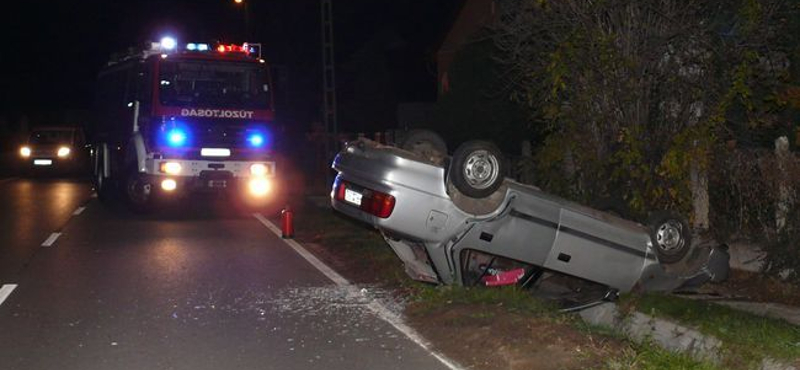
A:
[92,38,281,211]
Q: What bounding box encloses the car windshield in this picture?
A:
[29,130,73,144]
[158,60,270,109]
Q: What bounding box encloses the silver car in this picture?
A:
[330,137,728,297]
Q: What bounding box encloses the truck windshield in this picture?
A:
[158,60,270,109]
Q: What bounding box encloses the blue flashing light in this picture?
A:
[248,133,265,147]
[167,129,187,147]
[198,43,209,51]
[187,43,197,51]
[160,36,177,50]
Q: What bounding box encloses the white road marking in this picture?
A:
[253,213,465,370]
[72,206,86,216]
[0,284,18,306]
[41,232,62,247]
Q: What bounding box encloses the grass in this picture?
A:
[411,284,559,316]
[292,203,414,286]
[623,293,800,367]
[603,344,722,370]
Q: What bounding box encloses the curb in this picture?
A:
[578,302,796,369]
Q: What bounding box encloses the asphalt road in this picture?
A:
[0,176,454,370]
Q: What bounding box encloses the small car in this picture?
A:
[19,126,87,174]
[330,134,729,299]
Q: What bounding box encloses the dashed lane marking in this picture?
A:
[41,232,62,247]
[253,213,465,370]
[72,206,86,216]
[0,284,17,307]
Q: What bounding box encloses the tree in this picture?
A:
[491,0,796,217]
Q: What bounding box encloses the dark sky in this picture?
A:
[1,0,461,127]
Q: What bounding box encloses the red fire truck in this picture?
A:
[92,37,280,211]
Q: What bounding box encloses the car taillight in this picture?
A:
[366,191,395,218]
[335,180,395,219]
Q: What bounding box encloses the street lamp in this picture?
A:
[233,0,250,40]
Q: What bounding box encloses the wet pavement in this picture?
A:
[0,177,454,370]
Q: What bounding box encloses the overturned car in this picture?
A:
[330,135,729,300]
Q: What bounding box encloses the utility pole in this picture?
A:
[320,0,338,147]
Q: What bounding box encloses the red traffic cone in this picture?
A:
[281,206,295,239]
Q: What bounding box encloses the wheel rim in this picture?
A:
[655,220,685,255]
[462,150,500,190]
[126,176,151,205]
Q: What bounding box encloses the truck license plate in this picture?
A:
[208,180,227,188]
[344,188,363,206]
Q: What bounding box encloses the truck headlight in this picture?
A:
[250,163,269,177]
[161,179,177,191]
[57,147,71,157]
[248,178,270,197]
[159,161,182,175]
[20,146,31,157]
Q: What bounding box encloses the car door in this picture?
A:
[543,206,651,291]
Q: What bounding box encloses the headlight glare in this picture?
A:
[248,178,270,196]
[250,163,269,177]
[57,147,71,157]
[159,161,182,175]
[20,147,31,157]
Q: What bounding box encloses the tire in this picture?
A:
[449,140,505,198]
[398,129,448,159]
[648,211,692,264]
[124,167,155,213]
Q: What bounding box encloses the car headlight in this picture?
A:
[20,146,31,157]
[57,147,71,157]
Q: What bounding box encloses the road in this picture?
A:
[0,176,454,370]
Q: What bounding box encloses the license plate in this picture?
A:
[208,180,227,188]
[34,159,53,166]
[344,188,363,206]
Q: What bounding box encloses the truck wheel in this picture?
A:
[449,140,505,199]
[648,211,692,264]
[398,129,448,159]
[124,168,154,212]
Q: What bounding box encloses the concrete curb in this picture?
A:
[578,302,796,369]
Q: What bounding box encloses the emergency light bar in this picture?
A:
[149,38,262,59]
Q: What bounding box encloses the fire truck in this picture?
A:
[92,37,281,211]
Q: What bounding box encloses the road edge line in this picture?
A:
[72,206,86,216]
[0,284,18,306]
[253,213,465,370]
[41,232,62,247]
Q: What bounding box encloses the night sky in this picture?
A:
[1,0,461,131]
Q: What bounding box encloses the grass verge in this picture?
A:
[622,293,800,368]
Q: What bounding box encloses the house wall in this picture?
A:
[436,0,495,94]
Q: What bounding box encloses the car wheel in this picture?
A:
[398,129,448,159]
[124,167,154,212]
[648,211,692,264]
[449,140,505,199]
